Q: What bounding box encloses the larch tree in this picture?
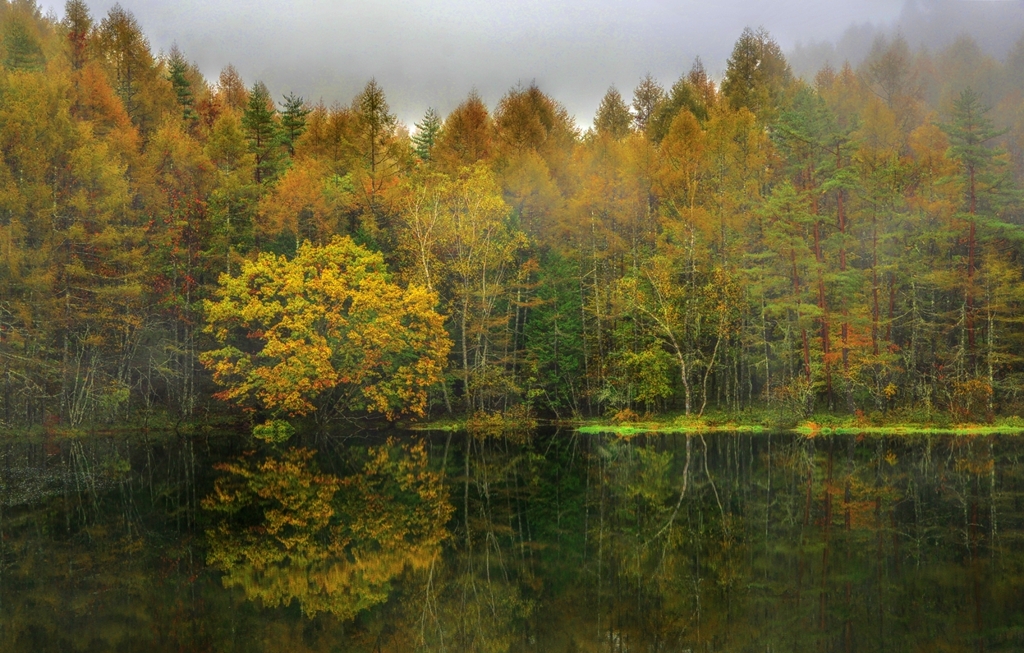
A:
[631,74,664,135]
[594,87,633,140]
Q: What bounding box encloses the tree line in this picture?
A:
[3,1,1024,427]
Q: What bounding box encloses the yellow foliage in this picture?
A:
[201,236,451,420]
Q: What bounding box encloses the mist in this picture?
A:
[37,0,1024,126]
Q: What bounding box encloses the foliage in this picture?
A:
[201,237,451,421]
[204,439,453,618]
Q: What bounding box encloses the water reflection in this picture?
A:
[0,429,1022,651]
[204,440,451,619]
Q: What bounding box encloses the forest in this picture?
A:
[4,0,1024,430]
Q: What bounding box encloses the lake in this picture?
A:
[1,426,1021,651]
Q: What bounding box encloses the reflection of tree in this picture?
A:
[203,439,452,619]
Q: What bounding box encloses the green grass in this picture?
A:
[578,416,1024,437]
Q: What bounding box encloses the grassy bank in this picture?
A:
[575,410,1024,436]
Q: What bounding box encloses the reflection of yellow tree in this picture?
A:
[203,439,453,619]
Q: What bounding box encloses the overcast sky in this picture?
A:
[37,0,998,125]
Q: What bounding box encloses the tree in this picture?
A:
[412,107,442,162]
[353,79,405,231]
[64,0,92,71]
[278,92,310,156]
[201,237,451,422]
[95,4,162,130]
[217,64,247,112]
[394,165,527,411]
[242,81,279,185]
[594,87,632,139]
[166,45,198,128]
[433,92,493,171]
[632,74,664,134]
[721,27,792,120]
[4,15,44,71]
[943,87,1012,370]
[648,67,709,143]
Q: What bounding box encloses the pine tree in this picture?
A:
[3,17,44,71]
[943,87,1011,368]
[242,81,280,185]
[721,27,792,120]
[412,107,442,161]
[279,92,310,156]
[167,45,198,128]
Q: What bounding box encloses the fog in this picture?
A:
[37,0,1024,126]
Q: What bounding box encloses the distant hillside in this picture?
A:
[790,0,1024,78]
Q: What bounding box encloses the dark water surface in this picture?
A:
[1,427,1022,651]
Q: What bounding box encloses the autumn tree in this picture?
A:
[216,64,247,112]
[353,79,406,233]
[201,237,451,423]
[433,91,493,171]
[94,4,168,132]
[632,74,664,134]
[63,0,91,70]
[3,14,44,71]
[594,86,632,139]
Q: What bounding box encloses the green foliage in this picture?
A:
[721,27,793,120]
[166,45,197,127]
[278,91,310,156]
[242,81,280,184]
[252,418,294,442]
[412,106,441,161]
[3,16,44,71]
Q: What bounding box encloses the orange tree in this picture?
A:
[201,236,451,423]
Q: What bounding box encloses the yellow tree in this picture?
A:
[395,165,528,411]
[256,156,349,247]
[201,236,451,423]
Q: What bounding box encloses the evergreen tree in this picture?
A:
[167,45,198,128]
[3,17,44,71]
[242,81,280,185]
[412,107,442,161]
[721,27,792,120]
[942,87,1012,367]
[279,92,310,157]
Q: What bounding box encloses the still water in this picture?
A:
[1,427,1021,651]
